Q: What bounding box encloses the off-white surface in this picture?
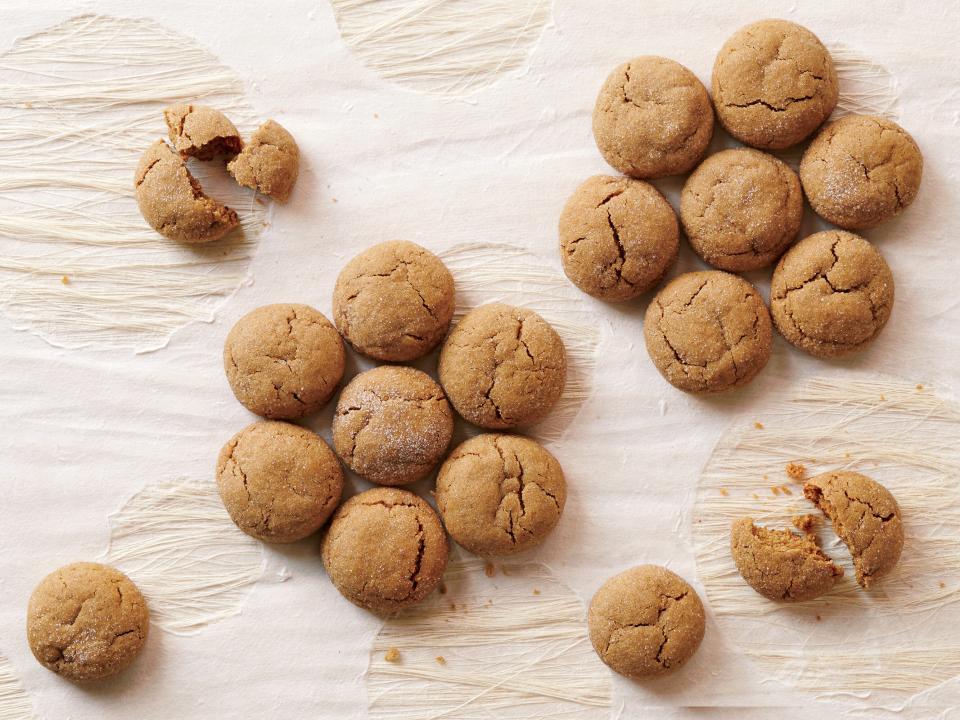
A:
[0,1,958,718]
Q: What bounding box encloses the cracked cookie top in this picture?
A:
[588,565,705,678]
[730,518,843,602]
[800,114,923,229]
[223,303,345,419]
[332,366,453,486]
[134,139,239,243]
[770,230,894,358]
[712,19,838,149]
[438,304,567,429]
[592,56,714,179]
[333,241,455,362]
[435,434,566,556]
[27,562,149,681]
[643,270,772,394]
[321,488,449,615]
[163,103,242,160]
[559,175,679,301]
[227,119,299,203]
[216,420,343,543]
[804,471,904,588]
[680,148,803,271]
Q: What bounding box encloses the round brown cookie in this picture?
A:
[438,304,566,429]
[588,565,705,678]
[593,56,714,179]
[712,19,838,149]
[680,148,803,271]
[217,421,343,542]
[227,119,299,203]
[770,230,894,358]
[224,303,345,419]
[644,271,772,393]
[134,139,239,243]
[321,487,449,614]
[27,563,149,681]
[559,175,679,301]
[730,518,843,601]
[163,104,242,160]
[332,366,453,486]
[333,241,455,362]
[435,434,566,556]
[804,470,904,587]
[800,115,923,229]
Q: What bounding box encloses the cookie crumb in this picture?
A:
[384,648,401,663]
[754,421,764,429]
[533,588,541,595]
[816,614,822,621]
[752,493,759,500]
[793,514,818,533]
[939,581,946,588]
[786,462,807,482]
[719,488,729,496]
[916,384,924,391]
[880,394,886,401]
[484,562,496,577]
[439,583,447,595]
[435,655,446,665]
[60,275,69,285]
[771,486,781,496]
[332,197,338,203]
[780,485,793,495]
[449,602,456,611]
[374,112,379,119]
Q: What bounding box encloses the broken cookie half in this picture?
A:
[227,119,300,203]
[163,104,243,160]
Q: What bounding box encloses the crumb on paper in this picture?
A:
[484,562,495,577]
[533,588,540,596]
[917,384,925,391]
[771,486,781,496]
[435,655,446,665]
[384,647,401,663]
[763,474,769,480]
[332,197,338,203]
[439,583,447,595]
[880,394,886,401]
[374,112,379,118]
[786,462,807,482]
[60,275,69,285]
[793,514,818,533]
[449,602,456,611]
[255,196,265,205]
[816,614,822,621]
[24,100,33,108]
[719,488,729,496]
[753,421,764,429]
[752,493,759,500]
[780,485,793,495]
[940,581,946,588]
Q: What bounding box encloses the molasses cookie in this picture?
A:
[321,488,449,614]
[770,230,894,358]
[217,421,344,542]
[712,19,838,149]
[223,303,345,419]
[163,104,242,160]
[644,271,772,393]
[438,304,566,429]
[27,563,149,681]
[332,366,453,486]
[680,148,803,271]
[588,565,705,678]
[593,56,714,178]
[228,119,299,203]
[333,241,455,362]
[435,434,566,556]
[559,175,679,301]
[800,115,923,229]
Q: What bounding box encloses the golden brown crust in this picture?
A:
[134,139,239,243]
[800,115,923,229]
[559,175,679,301]
[712,19,838,149]
[592,56,714,179]
[333,241,455,361]
[730,518,842,601]
[332,366,453,486]
[588,565,705,678]
[27,563,149,682]
[438,304,566,429]
[435,434,566,556]
[223,303,345,419]
[216,421,343,542]
[643,271,772,393]
[227,119,299,203]
[680,148,803,271]
[770,231,894,358]
[163,104,242,160]
[321,488,449,614]
[804,470,904,587]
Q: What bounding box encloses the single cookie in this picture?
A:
[770,230,894,358]
[588,565,705,678]
[800,115,923,229]
[217,421,344,542]
[332,366,453,486]
[644,271,772,393]
[804,470,904,587]
[712,19,838,149]
[333,241,455,361]
[134,139,239,243]
[227,119,299,202]
[438,304,566,429]
[730,518,843,601]
[163,104,242,160]
[593,56,714,179]
[27,563,149,682]
[321,488,449,614]
[559,175,679,301]
[223,303,345,419]
[435,434,566,556]
[680,148,803,271]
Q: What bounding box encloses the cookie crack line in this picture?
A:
[725,94,815,113]
[605,206,635,287]
[601,590,689,661]
[408,515,425,595]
